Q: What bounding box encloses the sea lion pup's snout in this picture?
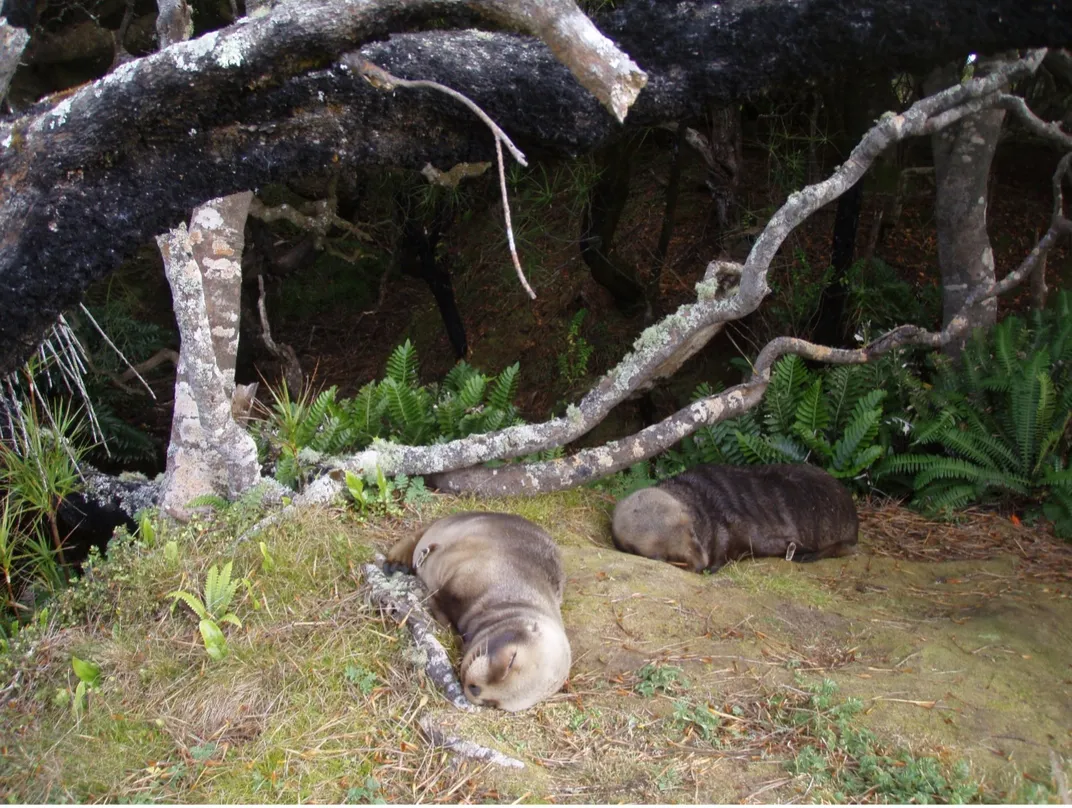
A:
[460,617,572,712]
[611,487,707,571]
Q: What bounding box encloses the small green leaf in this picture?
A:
[73,680,87,715]
[71,656,101,687]
[199,619,228,661]
[168,589,209,621]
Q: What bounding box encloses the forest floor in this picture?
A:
[2,491,1071,803]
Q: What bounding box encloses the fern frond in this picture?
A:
[917,483,979,513]
[442,361,477,393]
[823,365,865,432]
[830,395,884,472]
[763,355,810,436]
[168,590,209,621]
[458,374,488,409]
[489,363,520,411]
[385,340,420,387]
[793,379,829,437]
[736,431,793,464]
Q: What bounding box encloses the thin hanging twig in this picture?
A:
[343,55,537,299]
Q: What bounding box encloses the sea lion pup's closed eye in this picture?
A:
[612,463,858,573]
[384,512,572,712]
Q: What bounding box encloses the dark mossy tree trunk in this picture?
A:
[812,73,896,347]
[580,133,646,309]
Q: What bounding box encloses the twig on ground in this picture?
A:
[361,558,475,713]
[418,714,525,769]
[1052,749,1071,804]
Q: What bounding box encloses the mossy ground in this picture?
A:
[1,490,1070,803]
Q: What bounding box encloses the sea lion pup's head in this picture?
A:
[460,616,572,712]
[611,487,707,571]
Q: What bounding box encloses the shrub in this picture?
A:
[878,297,1072,535]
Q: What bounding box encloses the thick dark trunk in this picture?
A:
[813,73,894,347]
[398,216,468,360]
[580,134,645,308]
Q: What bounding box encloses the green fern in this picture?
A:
[385,340,420,387]
[488,363,520,412]
[879,300,1072,533]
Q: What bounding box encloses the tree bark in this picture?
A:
[2,0,1070,376]
[0,16,28,103]
[580,134,645,308]
[925,55,1009,356]
[158,194,261,519]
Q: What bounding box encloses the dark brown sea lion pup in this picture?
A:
[612,463,858,573]
[384,512,571,712]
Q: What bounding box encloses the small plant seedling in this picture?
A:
[136,512,156,547]
[70,656,101,715]
[258,541,275,573]
[344,776,386,804]
[168,561,243,661]
[344,663,380,696]
[634,663,688,697]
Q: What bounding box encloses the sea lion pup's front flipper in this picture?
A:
[383,524,432,575]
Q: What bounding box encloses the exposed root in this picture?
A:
[418,714,525,769]
[361,557,474,712]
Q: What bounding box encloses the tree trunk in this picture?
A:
[813,73,893,347]
[925,55,1009,356]
[158,194,261,519]
[579,134,645,308]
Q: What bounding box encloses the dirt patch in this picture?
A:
[366,494,1072,801]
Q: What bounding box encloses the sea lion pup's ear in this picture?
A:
[383,525,431,575]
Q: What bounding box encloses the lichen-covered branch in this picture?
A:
[418,714,525,768]
[430,148,1072,495]
[362,559,474,712]
[328,50,1049,481]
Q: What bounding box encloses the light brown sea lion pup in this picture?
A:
[384,512,572,712]
[612,463,858,573]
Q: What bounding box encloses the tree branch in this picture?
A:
[327,49,1049,481]
[2,3,1070,375]
[430,149,1072,494]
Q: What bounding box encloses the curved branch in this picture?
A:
[431,149,1072,495]
[329,50,1049,480]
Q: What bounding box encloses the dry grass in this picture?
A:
[1,489,1069,803]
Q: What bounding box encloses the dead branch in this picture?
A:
[325,49,1050,484]
[418,714,525,768]
[431,150,1072,494]
[343,56,537,300]
[0,17,29,103]
[116,348,180,384]
[362,558,475,713]
[248,187,370,248]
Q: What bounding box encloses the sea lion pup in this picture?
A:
[384,512,571,712]
[612,463,858,573]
